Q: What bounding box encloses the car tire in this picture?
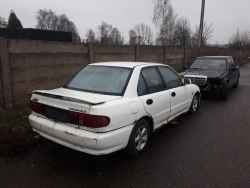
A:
[233,76,239,88]
[221,82,229,101]
[188,93,199,114]
[127,119,150,157]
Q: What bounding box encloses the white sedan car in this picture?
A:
[29,62,200,156]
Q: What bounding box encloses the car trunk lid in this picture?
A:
[31,88,122,115]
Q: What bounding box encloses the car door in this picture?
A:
[157,66,191,120]
[138,67,171,129]
[230,58,239,85]
[227,58,238,87]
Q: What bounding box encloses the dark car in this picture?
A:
[179,56,240,100]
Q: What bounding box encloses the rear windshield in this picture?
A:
[64,65,132,95]
[188,58,227,71]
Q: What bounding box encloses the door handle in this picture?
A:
[171,92,176,97]
[146,99,153,105]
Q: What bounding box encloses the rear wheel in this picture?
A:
[188,93,199,114]
[127,119,150,157]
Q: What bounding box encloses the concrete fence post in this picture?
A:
[0,38,13,109]
[88,42,94,64]
[135,45,140,62]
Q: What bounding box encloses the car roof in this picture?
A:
[89,61,165,68]
[198,56,232,59]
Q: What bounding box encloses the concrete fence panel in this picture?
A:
[165,47,185,72]
[139,46,164,63]
[0,38,249,110]
[8,39,87,54]
[93,44,135,63]
[186,48,199,66]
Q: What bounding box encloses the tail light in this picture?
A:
[30,101,42,114]
[69,111,110,128]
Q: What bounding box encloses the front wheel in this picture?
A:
[188,93,199,114]
[127,119,150,157]
[221,82,229,101]
[233,76,239,88]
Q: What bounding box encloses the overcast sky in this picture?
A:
[1,0,250,44]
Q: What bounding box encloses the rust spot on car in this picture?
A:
[168,112,186,125]
[52,122,57,129]
[146,114,153,119]
[133,119,138,124]
[201,86,211,91]
[168,120,178,125]
[64,130,77,137]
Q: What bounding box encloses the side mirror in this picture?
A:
[184,66,187,70]
[183,78,192,85]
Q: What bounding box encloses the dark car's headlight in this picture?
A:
[208,78,221,86]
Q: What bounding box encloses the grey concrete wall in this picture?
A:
[139,46,164,63]
[93,44,135,62]
[185,48,199,66]
[165,47,185,72]
[0,38,249,110]
[4,39,88,106]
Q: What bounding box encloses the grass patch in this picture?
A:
[0,107,37,158]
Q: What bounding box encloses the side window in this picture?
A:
[137,74,148,96]
[227,59,234,68]
[141,67,164,94]
[158,66,183,89]
[231,58,237,67]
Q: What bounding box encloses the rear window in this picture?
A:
[64,65,132,95]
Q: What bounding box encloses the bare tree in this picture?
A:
[229,28,250,50]
[96,22,124,44]
[152,0,177,45]
[35,9,57,30]
[35,9,81,42]
[173,17,191,47]
[128,29,137,45]
[110,27,124,45]
[192,21,213,47]
[85,29,96,43]
[133,23,154,45]
[98,21,113,44]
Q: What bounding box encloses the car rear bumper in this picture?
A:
[29,114,133,155]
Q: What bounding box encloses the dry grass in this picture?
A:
[0,107,37,158]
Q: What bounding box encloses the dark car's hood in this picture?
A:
[179,69,227,78]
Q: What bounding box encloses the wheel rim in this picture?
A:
[135,125,148,151]
[192,96,198,111]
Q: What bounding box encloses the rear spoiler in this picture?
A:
[33,91,106,105]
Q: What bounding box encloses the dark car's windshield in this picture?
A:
[188,58,227,71]
[64,65,132,95]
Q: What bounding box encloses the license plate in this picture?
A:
[43,105,69,123]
